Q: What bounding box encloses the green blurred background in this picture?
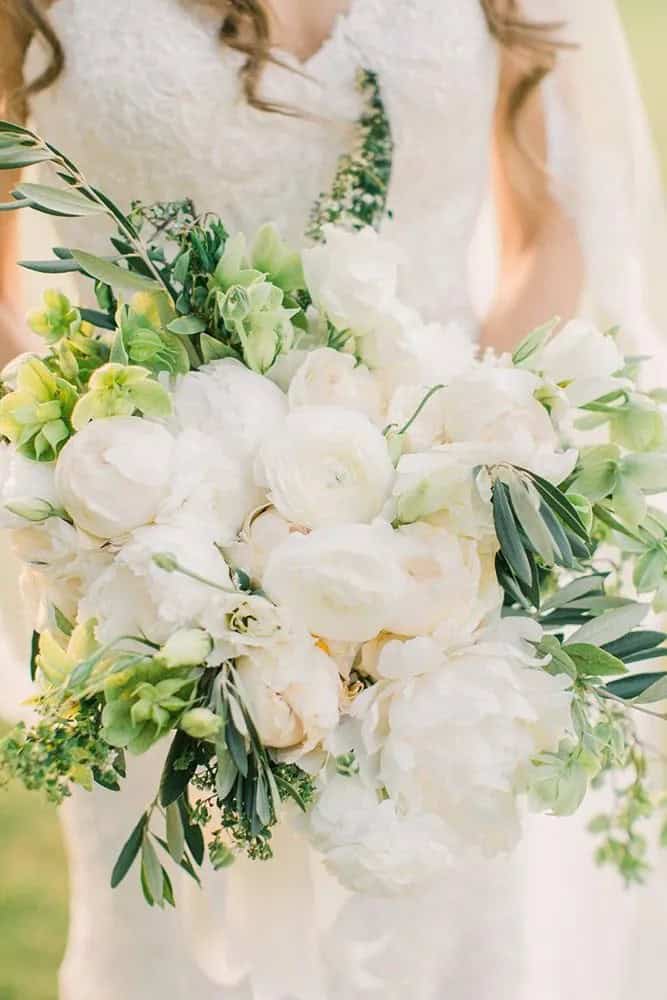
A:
[1,4,666,997]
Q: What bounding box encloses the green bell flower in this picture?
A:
[250,223,305,293]
[610,394,666,452]
[37,620,98,687]
[71,362,172,430]
[101,659,201,755]
[114,291,190,375]
[0,357,77,461]
[179,707,221,741]
[28,290,83,345]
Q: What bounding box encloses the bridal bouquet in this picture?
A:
[2,105,667,906]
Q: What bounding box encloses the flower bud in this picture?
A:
[160,628,213,669]
[4,497,56,523]
[153,552,179,573]
[222,285,251,325]
[180,707,222,740]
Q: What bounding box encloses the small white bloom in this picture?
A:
[393,447,494,540]
[55,417,174,539]
[263,521,403,642]
[303,225,401,333]
[256,406,394,528]
[172,358,288,462]
[288,348,382,422]
[385,522,501,639]
[532,319,626,407]
[160,628,213,668]
[236,639,341,757]
[438,365,576,484]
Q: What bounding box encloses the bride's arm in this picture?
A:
[480,48,584,353]
[0,4,33,366]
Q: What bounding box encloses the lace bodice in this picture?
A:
[27,0,498,331]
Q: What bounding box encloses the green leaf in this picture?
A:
[15,182,108,217]
[567,604,648,648]
[525,471,590,541]
[72,250,161,294]
[565,643,628,677]
[110,813,148,888]
[606,671,667,701]
[159,731,198,807]
[493,482,532,586]
[506,473,555,565]
[29,630,40,682]
[165,801,185,863]
[0,147,55,169]
[53,606,74,637]
[141,835,164,907]
[635,675,667,704]
[200,333,239,365]
[541,574,606,612]
[167,315,207,336]
[18,257,82,274]
[162,867,176,908]
[539,502,574,568]
[511,317,559,366]
[178,797,206,866]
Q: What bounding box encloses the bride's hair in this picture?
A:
[11,0,564,196]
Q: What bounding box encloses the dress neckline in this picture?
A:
[270,0,361,72]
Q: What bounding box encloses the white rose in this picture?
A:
[288,348,382,422]
[533,319,626,407]
[0,445,58,528]
[236,639,341,758]
[303,225,401,332]
[172,358,287,462]
[353,619,573,856]
[438,365,577,484]
[81,520,233,644]
[393,447,494,540]
[256,406,394,528]
[385,522,501,639]
[308,772,451,894]
[263,521,403,642]
[157,428,260,543]
[55,417,174,539]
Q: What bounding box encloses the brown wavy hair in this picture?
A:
[9,0,567,190]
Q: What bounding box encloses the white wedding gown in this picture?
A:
[2,0,666,997]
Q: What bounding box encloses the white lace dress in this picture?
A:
[4,0,665,997]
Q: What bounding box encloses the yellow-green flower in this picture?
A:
[37,619,98,687]
[0,357,77,461]
[28,290,83,345]
[71,362,172,430]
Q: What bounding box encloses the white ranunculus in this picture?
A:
[263,521,403,642]
[308,772,451,894]
[303,225,401,333]
[256,406,395,528]
[353,619,573,856]
[0,445,58,528]
[81,520,233,644]
[158,428,260,544]
[288,348,382,422]
[236,639,341,758]
[532,319,626,407]
[223,506,294,585]
[385,383,449,452]
[393,447,495,540]
[55,417,174,539]
[172,358,288,462]
[438,365,577,484]
[385,522,501,639]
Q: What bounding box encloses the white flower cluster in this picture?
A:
[2,225,624,894]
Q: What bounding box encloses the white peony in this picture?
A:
[172,358,288,463]
[256,406,394,528]
[55,417,174,539]
[158,428,260,543]
[438,365,577,483]
[288,348,382,422]
[236,639,341,758]
[263,521,403,642]
[352,619,573,856]
[308,772,451,894]
[81,520,233,644]
[0,445,58,528]
[385,522,501,639]
[532,319,626,407]
[303,225,401,333]
[393,447,495,540]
